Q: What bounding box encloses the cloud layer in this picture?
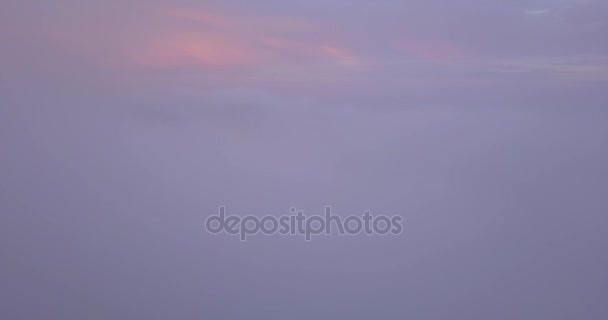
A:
[2,1,608,319]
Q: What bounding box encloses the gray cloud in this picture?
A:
[2,1,608,319]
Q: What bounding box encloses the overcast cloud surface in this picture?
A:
[2,1,608,319]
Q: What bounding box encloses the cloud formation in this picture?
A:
[1,1,608,319]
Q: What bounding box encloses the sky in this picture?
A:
[1,0,608,319]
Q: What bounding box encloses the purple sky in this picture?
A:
[2,1,608,319]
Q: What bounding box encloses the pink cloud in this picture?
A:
[128,6,362,69]
[133,31,258,68]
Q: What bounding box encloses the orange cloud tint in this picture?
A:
[129,6,362,69]
[133,31,257,68]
